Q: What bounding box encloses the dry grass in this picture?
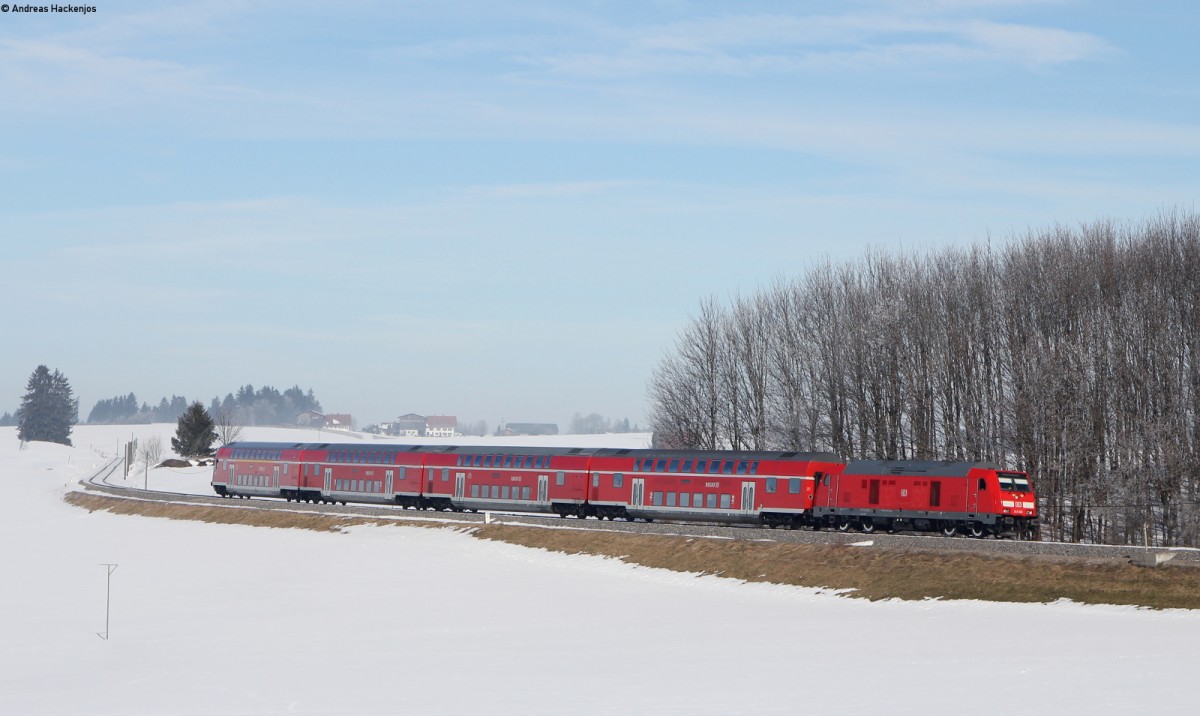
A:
[66,492,1200,610]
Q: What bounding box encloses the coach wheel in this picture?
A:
[860,520,876,534]
[835,518,851,532]
[941,524,957,537]
[968,524,986,538]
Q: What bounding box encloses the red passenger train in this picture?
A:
[211,442,1038,538]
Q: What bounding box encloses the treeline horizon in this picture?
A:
[85,384,323,426]
[649,211,1199,547]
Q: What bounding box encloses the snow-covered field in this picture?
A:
[2,425,1197,715]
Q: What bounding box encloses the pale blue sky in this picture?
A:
[2,1,1197,429]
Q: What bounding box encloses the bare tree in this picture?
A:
[647,212,1200,546]
[214,405,244,445]
[138,435,164,468]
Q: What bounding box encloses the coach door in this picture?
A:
[385,470,395,495]
[273,466,280,489]
[323,468,332,493]
[454,473,465,500]
[537,474,548,503]
[741,482,755,513]
[631,478,645,507]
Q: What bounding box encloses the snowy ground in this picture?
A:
[2,425,1197,715]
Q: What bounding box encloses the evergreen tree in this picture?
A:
[171,401,217,459]
[17,365,78,445]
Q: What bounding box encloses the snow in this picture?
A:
[2,425,1198,714]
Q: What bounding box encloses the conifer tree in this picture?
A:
[171,401,217,459]
[17,365,78,446]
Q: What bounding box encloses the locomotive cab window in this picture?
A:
[978,478,987,490]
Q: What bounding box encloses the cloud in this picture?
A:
[520,13,1115,78]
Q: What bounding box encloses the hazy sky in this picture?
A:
[2,1,1197,429]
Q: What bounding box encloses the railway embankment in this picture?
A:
[66,490,1200,610]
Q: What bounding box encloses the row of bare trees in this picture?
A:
[649,213,1200,546]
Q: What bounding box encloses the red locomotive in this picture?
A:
[211,443,1037,538]
[813,460,1038,539]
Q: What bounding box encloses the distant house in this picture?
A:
[497,422,558,436]
[426,415,458,438]
[325,413,353,430]
[297,411,353,429]
[297,410,326,427]
[393,413,427,437]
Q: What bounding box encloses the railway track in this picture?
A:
[79,460,1199,566]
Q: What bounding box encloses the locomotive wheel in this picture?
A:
[941,524,957,537]
[835,519,851,532]
[859,520,875,534]
[968,524,986,538]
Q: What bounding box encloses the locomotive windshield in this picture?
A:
[997,472,1031,493]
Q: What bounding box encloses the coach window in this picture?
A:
[592,474,600,487]
[652,491,664,506]
[502,486,510,499]
[613,473,624,488]
[655,459,667,472]
[556,472,565,486]
[693,492,703,507]
[751,462,760,474]
[669,460,680,472]
[789,478,801,494]
[681,460,693,473]
[522,487,531,500]
[720,494,732,509]
[695,460,707,473]
[470,484,478,497]
[667,492,677,507]
[442,468,450,482]
[736,461,748,475]
[679,493,690,508]
[706,493,718,509]
[766,478,777,493]
[722,461,734,474]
